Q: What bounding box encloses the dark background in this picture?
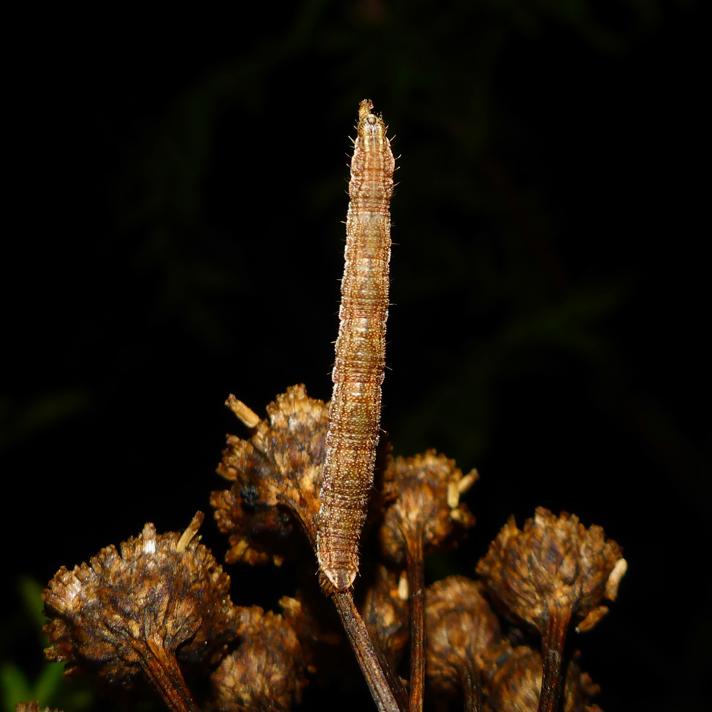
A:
[2,1,709,710]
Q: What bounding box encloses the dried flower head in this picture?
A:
[209,606,307,712]
[476,507,625,633]
[477,508,624,712]
[380,450,477,564]
[378,451,477,712]
[44,513,235,711]
[486,647,601,712]
[361,565,410,668]
[425,576,504,705]
[212,385,328,565]
[15,704,63,712]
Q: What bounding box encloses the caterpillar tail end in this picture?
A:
[317,533,358,592]
[321,565,357,593]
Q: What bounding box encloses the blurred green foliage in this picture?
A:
[0,579,94,711]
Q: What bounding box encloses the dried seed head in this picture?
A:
[486,647,601,712]
[476,507,625,633]
[361,565,410,668]
[212,385,328,565]
[209,607,307,712]
[380,450,476,563]
[425,576,504,700]
[44,513,235,688]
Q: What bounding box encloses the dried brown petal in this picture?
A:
[44,513,235,710]
[380,450,476,564]
[476,507,625,633]
[486,647,601,712]
[361,565,410,669]
[212,385,328,565]
[426,576,504,702]
[209,607,307,712]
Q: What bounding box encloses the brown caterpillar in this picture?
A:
[317,100,395,591]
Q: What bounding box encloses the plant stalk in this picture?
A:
[136,637,199,712]
[332,590,404,712]
[459,653,482,712]
[405,529,425,712]
[537,604,572,712]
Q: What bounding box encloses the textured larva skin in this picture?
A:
[317,100,395,591]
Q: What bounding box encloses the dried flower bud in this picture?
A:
[44,513,236,712]
[209,606,307,711]
[380,450,477,564]
[486,647,601,712]
[425,576,504,705]
[361,565,410,668]
[212,385,328,565]
[476,508,625,634]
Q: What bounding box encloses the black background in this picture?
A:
[2,2,709,710]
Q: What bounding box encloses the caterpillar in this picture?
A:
[317,100,395,591]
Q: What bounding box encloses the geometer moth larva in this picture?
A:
[317,100,395,591]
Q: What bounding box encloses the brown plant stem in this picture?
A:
[537,605,572,712]
[459,655,482,712]
[332,590,405,712]
[405,528,425,712]
[136,638,199,712]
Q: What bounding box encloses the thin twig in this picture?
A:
[332,590,404,712]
